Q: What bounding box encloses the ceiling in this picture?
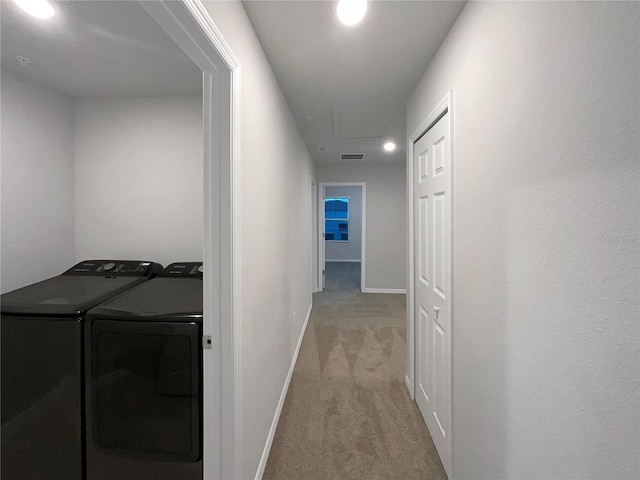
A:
[1,0,201,97]
[242,0,465,165]
[1,1,464,162]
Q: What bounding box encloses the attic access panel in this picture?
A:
[333,109,398,139]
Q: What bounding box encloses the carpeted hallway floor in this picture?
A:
[323,261,361,292]
[263,264,446,480]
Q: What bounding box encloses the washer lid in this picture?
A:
[87,278,203,321]
[1,276,146,317]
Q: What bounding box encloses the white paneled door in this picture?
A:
[413,111,451,476]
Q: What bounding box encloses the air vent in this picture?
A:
[317,146,328,152]
[341,153,365,160]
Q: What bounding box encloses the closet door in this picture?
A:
[413,111,452,475]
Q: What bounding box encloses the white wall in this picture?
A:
[317,164,406,291]
[202,3,316,479]
[1,67,76,293]
[407,2,640,479]
[74,96,203,268]
[324,185,361,261]
[0,79,203,288]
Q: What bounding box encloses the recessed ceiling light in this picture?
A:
[12,0,55,19]
[383,142,396,152]
[336,0,367,26]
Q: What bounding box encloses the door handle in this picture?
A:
[434,306,440,319]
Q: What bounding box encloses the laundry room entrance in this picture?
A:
[1,0,204,294]
[1,1,237,478]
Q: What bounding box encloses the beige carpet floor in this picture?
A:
[263,279,447,479]
[323,261,361,292]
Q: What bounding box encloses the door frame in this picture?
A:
[311,177,320,293]
[406,91,454,474]
[140,2,241,479]
[318,182,366,292]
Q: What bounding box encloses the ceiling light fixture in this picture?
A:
[383,142,396,152]
[12,0,55,19]
[336,0,368,26]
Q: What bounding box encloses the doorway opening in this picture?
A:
[142,2,240,478]
[318,182,366,293]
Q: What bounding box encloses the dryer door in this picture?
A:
[90,320,201,462]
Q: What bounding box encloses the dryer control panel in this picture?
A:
[160,262,203,278]
[62,260,163,277]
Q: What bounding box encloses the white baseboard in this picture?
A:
[405,374,414,400]
[325,259,361,263]
[362,288,407,294]
[254,301,313,480]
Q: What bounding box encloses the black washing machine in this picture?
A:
[85,262,203,480]
[1,260,163,480]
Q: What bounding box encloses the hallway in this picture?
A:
[323,262,361,293]
[264,284,445,479]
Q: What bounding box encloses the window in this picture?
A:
[325,197,349,242]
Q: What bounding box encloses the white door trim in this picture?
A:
[140,2,241,479]
[406,91,454,475]
[311,177,320,293]
[319,182,367,292]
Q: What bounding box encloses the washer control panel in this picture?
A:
[160,262,203,278]
[63,260,163,277]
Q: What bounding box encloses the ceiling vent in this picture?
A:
[341,153,365,160]
[317,146,328,152]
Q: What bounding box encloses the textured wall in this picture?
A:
[1,68,76,293]
[317,163,406,291]
[74,96,203,268]
[202,2,316,479]
[407,2,640,478]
